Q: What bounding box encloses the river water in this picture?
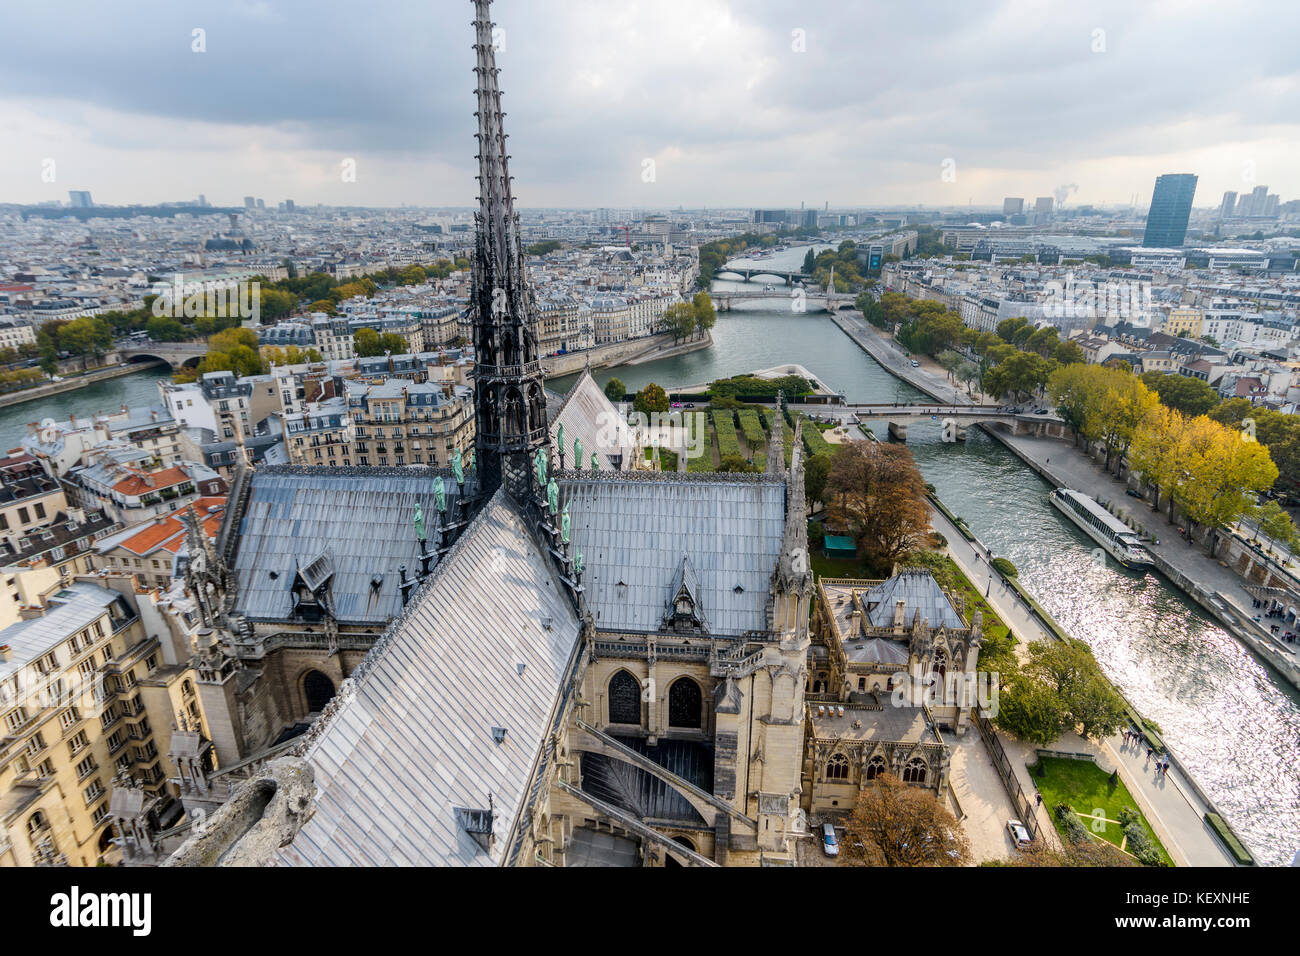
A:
[0,367,170,453]
[551,245,1300,866]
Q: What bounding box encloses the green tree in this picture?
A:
[804,453,831,505]
[1251,499,1300,550]
[1023,639,1127,741]
[58,316,113,369]
[257,287,297,323]
[662,302,696,344]
[995,674,1071,746]
[194,326,266,379]
[1140,370,1221,417]
[633,382,670,415]
[691,292,717,338]
[145,314,188,342]
[604,378,626,403]
[354,327,383,357]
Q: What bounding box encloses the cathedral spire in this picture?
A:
[470,0,547,501]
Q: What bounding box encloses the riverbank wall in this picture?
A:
[0,359,168,411]
[540,331,711,378]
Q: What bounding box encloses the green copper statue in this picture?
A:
[546,477,559,515]
[557,423,565,464]
[534,447,547,486]
[466,448,475,473]
[413,502,426,542]
[575,550,584,576]
[452,447,464,486]
[560,501,571,544]
[574,437,583,471]
[434,476,447,513]
[591,453,599,471]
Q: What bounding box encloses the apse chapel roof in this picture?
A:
[231,466,477,625]
[560,472,786,636]
[275,491,582,866]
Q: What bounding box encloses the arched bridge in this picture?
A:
[710,289,856,313]
[119,341,207,368]
[714,265,810,285]
[848,403,1067,441]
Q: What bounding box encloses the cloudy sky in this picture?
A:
[1,0,1297,211]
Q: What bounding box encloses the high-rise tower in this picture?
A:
[470,0,547,500]
[1141,173,1197,248]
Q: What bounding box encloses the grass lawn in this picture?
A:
[809,552,877,580]
[1031,756,1172,866]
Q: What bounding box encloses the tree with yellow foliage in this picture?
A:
[1095,371,1159,474]
[1179,417,1278,554]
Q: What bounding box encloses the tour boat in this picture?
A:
[1049,488,1153,569]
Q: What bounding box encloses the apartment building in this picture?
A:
[91,497,225,590]
[0,580,207,866]
[282,398,353,467]
[0,455,63,554]
[348,380,474,468]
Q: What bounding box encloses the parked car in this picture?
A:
[910,360,920,368]
[1006,819,1032,849]
[821,823,840,857]
[1034,408,1050,415]
[1126,488,1143,499]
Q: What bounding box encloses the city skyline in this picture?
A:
[1,0,1299,209]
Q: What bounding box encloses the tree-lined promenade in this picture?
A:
[1049,362,1287,553]
[859,290,1294,550]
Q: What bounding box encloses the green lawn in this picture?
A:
[809,552,876,580]
[1031,756,1172,865]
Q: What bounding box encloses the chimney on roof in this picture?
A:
[0,645,11,662]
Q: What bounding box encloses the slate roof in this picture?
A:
[560,473,786,636]
[842,636,910,666]
[861,569,964,630]
[231,466,479,625]
[274,491,582,867]
[549,369,632,470]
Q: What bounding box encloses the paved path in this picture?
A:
[947,730,1025,862]
[927,501,1234,866]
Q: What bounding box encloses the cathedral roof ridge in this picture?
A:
[555,468,784,485]
[257,463,458,480]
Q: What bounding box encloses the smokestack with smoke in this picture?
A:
[1054,184,1078,208]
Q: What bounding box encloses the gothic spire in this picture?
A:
[470,0,547,501]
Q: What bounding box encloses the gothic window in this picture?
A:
[903,757,928,784]
[826,753,850,780]
[608,671,641,725]
[667,677,703,729]
[933,648,947,684]
[865,755,886,781]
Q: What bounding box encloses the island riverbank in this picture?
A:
[0,359,168,411]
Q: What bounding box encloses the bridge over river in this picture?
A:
[796,401,1069,442]
[118,341,208,368]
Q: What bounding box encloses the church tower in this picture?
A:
[470,0,547,500]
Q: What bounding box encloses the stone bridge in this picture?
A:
[119,341,208,368]
[714,265,810,285]
[847,403,1068,441]
[710,289,856,313]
